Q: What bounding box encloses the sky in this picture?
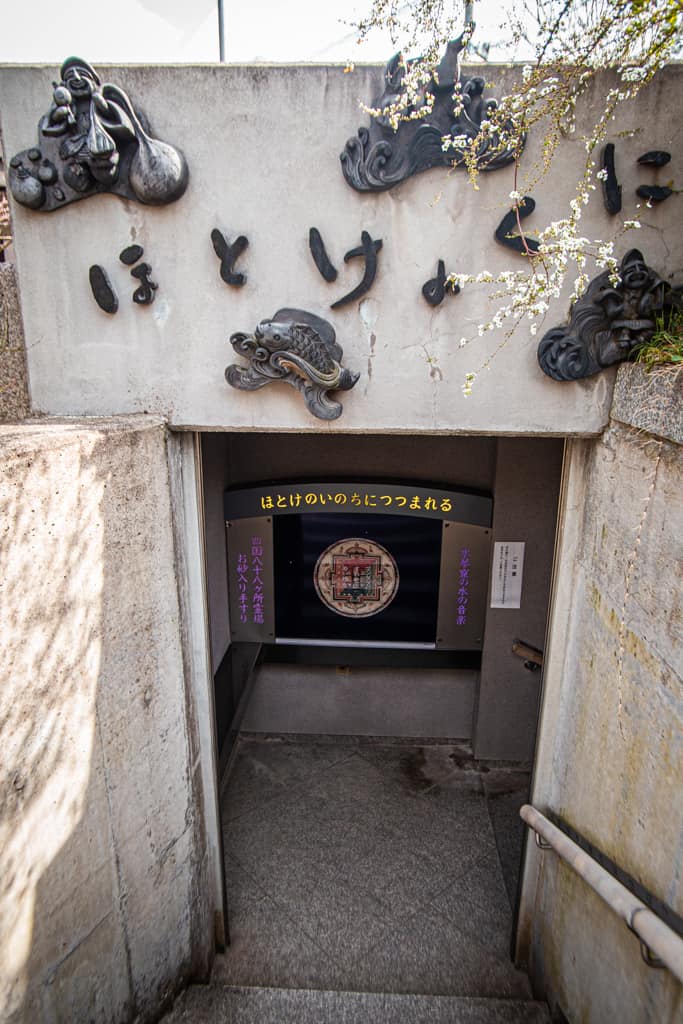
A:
[0,0,526,65]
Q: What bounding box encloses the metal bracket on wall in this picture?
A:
[512,639,543,671]
[640,941,666,969]
[628,908,666,969]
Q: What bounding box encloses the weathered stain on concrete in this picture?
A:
[612,364,683,445]
[517,369,683,1023]
[0,417,211,1023]
[588,582,662,680]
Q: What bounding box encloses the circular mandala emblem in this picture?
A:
[314,538,399,618]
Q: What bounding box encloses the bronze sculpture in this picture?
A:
[8,57,188,212]
[226,309,359,420]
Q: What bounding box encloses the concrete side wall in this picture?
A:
[201,434,233,670]
[474,438,563,761]
[517,367,683,1022]
[242,665,477,738]
[0,418,212,1023]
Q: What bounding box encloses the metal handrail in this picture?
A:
[521,804,683,983]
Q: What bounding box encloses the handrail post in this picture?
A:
[521,804,683,984]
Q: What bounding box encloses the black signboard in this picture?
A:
[274,513,442,644]
[225,480,492,650]
[224,481,492,526]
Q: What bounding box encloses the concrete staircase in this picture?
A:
[162,739,550,1022]
[164,981,551,1022]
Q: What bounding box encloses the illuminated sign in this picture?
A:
[225,481,491,650]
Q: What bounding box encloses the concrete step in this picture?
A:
[164,984,551,1023]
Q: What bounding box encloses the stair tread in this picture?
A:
[164,984,551,1023]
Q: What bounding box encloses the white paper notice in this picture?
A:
[490,542,525,609]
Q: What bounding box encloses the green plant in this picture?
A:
[633,310,683,370]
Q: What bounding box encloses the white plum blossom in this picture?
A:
[352,0,683,392]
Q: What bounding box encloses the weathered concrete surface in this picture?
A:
[3,64,681,433]
[612,363,683,445]
[517,385,683,1021]
[165,429,226,949]
[241,665,478,737]
[0,264,29,421]
[0,417,212,1023]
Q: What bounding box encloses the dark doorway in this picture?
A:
[199,430,564,994]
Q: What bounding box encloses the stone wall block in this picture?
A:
[0,417,209,1024]
[518,381,683,1023]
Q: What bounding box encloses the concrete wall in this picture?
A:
[219,432,498,490]
[0,417,214,1023]
[2,55,681,1022]
[242,665,478,738]
[201,434,232,671]
[474,438,564,761]
[3,64,682,433]
[517,365,683,1022]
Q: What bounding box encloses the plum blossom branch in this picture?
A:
[351,0,683,390]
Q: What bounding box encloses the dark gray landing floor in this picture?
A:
[215,736,531,1000]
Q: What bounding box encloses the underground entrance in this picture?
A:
[198,431,564,995]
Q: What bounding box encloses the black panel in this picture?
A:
[262,644,481,671]
[274,513,442,643]
[213,647,235,755]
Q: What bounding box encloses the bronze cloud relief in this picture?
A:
[340,34,522,193]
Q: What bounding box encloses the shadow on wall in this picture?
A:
[0,421,209,1022]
